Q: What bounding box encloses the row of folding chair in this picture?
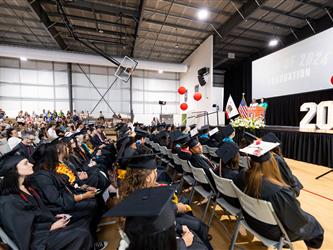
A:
[146,140,294,250]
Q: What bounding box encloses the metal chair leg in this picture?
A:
[202,194,212,222]
[229,216,241,250]
[208,200,217,227]
[189,185,196,203]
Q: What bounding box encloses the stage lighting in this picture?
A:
[197,67,210,86]
[197,9,209,20]
[268,39,279,47]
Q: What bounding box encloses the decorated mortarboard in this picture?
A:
[216,143,239,164]
[199,125,209,134]
[221,124,235,138]
[190,127,199,138]
[0,148,26,176]
[188,137,199,148]
[189,124,197,130]
[103,186,176,235]
[134,128,149,139]
[262,132,281,144]
[119,153,159,170]
[239,140,280,163]
[208,127,219,137]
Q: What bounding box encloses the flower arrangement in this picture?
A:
[56,162,76,185]
[230,116,265,129]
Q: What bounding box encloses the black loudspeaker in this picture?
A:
[159,101,166,105]
[197,67,209,86]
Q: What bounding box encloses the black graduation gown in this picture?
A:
[234,173,324,248]
[0,192,92,250]
[177,149,192,161]
[29,170,97,220]
[189,154,217,192]
[274,155,303,196]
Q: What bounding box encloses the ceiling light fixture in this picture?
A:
[98,29,104,33]
[20,57,27,61]
[158,70,163,74]
[268,39,279,47]
[175,44,179,48]
[197,9,209,20]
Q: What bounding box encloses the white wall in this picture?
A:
[0,57,180,123]
[180,35,223,126]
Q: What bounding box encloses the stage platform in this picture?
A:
[258,126,333,168]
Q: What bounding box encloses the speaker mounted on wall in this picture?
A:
[197,67,210,86]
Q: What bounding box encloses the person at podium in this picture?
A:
[250,98,258,107]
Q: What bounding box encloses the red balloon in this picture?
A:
[331,75,333,85]
[193,92,202,101]
[180,103,188,111]
[178,86,187,95]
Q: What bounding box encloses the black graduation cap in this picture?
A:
[135,128,149,139]
[221,124,235,138]
[158,130,169,139]
[216,143,239,164]
[199,125,209,134]
[115,123,126,131]
[61,131,84,143]
[174,134,190,146]
[119,125,131,136]
[244,132,258,142]
[120,153,158,170]
[103,186,176,235]
[188,137,199,148]
[262,132,281,144]
[0,148,26,176]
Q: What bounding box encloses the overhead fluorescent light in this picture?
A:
[20,56,27,61]
[158,70,163,74]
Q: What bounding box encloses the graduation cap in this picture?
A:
[216,143,239,164]
[103,186,176,235]
[176,125,186,132]
[190,127,199,137]
[118,153,159,170]
[158,130,169,139]
[240,140,280,163]
[188,137,200,148]
[221,124,235,138]
[208,127,219,137]
[115,123,126,131]
[262,132,281,144]
[0,148,26,176]
[199,125,209,134]
[135,128,149,139]
[189,124,196,130]
[244,132,258,142]
[174,134,190,146]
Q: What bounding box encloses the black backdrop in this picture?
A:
[265,88,333,126]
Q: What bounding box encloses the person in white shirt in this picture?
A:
[6,128,22,150]
[249,98,258,107]
[47,124,58,139]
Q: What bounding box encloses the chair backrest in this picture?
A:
[172,154,181,165]
[179,158,192,174]
[167,149,173,159]
[208,146,219,158]
[161,146,168,156]
[239,156,250,170]
[202,144,209,154]
[0,139,11,155]
[232,183,277,225]
[0,227,19,250]
[188,161,209,184]
[209,169,238,198]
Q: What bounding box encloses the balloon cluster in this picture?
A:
[177,86,202,111]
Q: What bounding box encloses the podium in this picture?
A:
[247,106,265,119]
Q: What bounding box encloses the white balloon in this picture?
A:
[300,102,317,129]
[316,101,333,130]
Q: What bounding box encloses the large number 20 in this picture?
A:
[300,101,333,130]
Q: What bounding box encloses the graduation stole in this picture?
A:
[55,162,76,185]
[158,183,192,212]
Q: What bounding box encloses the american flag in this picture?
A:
[238,96,248,117]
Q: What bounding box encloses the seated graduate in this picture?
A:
[174,134,192,161]
[197,125,210,145]
[262,132,303,196]
[134,128,153,155]
[119,154,211,250]
[216,142,242,180]
[206,127,223,148]
[235,141,324,250]
[188,137,218,192]
[106,186,202,250]
[0,149,93,250]
[220,124,236,144]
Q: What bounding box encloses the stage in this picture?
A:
[258,126,333,168]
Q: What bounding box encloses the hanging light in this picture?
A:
[197,9,209,20]
[268,39,279,47]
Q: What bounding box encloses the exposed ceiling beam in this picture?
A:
[27,0,67,50]
[142,18,209,33]
[0,22,45,31]
[247,17,300,30]
[136,36,196,47]
[132,0,145,57]
[40,0,139,20]
[0,29,54,39]
[160,0,233,17]
[214,0,269,67]
[260,6,305,21]
[143,7,220,26]
[227,34,267,44]
[216,41,260,50]
[0,3,31,12]
[47,12,132,28]
[236,26,285,37]
[139,27,203,41]
[0,13,40,23]
[55,23,135,40]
